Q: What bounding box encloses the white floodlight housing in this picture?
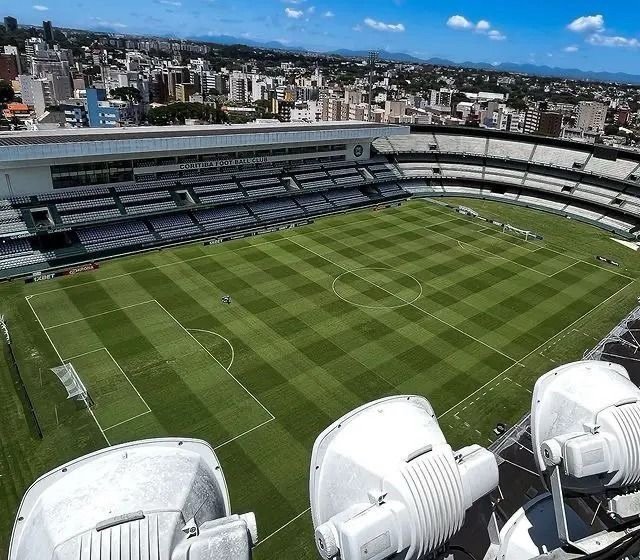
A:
[9,438,258,560]
[310,396,499,560]
[531,360,640,549]
[532,360,640,495]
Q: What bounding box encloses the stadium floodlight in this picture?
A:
[531,360,640,548]
[9,438,258,560]
[310,396,499,560]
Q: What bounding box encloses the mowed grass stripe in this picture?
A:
[60,279,237,442]
[111,259,309,524]
[151,252,350,528]
[301,227,543,356]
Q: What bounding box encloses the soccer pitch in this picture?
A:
[0,198,638,558]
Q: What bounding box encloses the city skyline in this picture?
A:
[5,1,640,74]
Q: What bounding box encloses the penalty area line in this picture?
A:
[438,278,635,419]
[256,507,312,547]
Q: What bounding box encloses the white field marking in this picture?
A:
[499,457,539,477]
[287,237,518,364]
[64,347,109,361]
[25,213,384,299]
[257,507,311,547]
[102,347,152,413]
[421,217,462,229]
[153,299,275,422]
[438,279,635,419]
[422,202,635,281]
[214,418,275,450]
[25,296,110,446]
[550,261,578,277]
[457,240,506,262]
[425,227,551,278]
[331,267,423,310]
[103,410,152,431]
[59,346,151,431]
[188,328,235,370]
[43,300,157,330]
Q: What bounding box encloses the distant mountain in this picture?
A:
[427,59,640,85]
[328,48,424,63]
[186,33,640,84]
[188,34,307,52]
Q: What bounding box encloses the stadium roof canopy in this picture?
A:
[0,121,409,163]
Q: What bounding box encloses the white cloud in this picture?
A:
[92,17,127,28]
[285,7,304,18]
[363,17,405,32]
[587,33,640,48]
[564,45,579,52]
[323,10,334,17]
[306,5,314,14]
[32,4,48,10]
[448,15,505,40]
[158,0,181,5]
[567,14,604,33]
[488,29,506,41]
[447,15,472,29]
[282,0,305,3]
[352,24,362,32]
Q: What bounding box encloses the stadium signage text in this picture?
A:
[179,157,269,171]
[25,263,100,283]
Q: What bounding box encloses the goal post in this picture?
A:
[51,363,94,408]
[502,223,533,241]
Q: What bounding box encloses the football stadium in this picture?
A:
[1,122,640,558]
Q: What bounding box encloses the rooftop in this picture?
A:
[0,121,403,147]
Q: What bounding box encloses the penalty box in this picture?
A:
[36,298,273,443]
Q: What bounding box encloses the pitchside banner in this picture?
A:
[25,263,100,283]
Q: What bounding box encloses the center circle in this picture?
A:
[332,267,423,309]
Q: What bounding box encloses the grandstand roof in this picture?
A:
[0,121,410,164]
[0,121,405,147]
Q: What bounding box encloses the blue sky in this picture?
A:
[8,1,640,73]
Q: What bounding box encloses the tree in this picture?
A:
[0,80,14,104]
[110,86,142,103]
[146,102,227,126]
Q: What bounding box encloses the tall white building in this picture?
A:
[576,101,607,131]
[429,88,454,108]
[229,71,249,103]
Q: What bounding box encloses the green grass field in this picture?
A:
[0,198,638,558]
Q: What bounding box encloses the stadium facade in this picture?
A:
[1,121,640,280]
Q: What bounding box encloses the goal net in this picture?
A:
[457,206,479,218]
[51,363,93,407]
[502,223,533,241]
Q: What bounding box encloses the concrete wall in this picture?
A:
[1,165,52,196]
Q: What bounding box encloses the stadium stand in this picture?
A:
[373,126,640,237]
[5,122,640,279]
[436,135,487,156]
[584,156,639,179]
[530,145,590,168]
